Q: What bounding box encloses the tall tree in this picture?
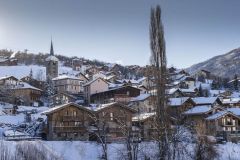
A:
[150,5,169,160]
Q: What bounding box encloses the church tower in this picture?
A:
[46,40,59,79]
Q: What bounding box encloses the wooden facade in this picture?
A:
[44,103,93,140]
[93,103,136,142]
[43,102,136,142]
[90,86,141,104]
[205,112,240,141]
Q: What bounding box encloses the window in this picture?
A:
[74,122,82,126]
[74,133,78,137]
[73,111,77,116]
[148,108,152,113]
[60,122,64,127]
[110,113,113,121]
[226,117,232,125]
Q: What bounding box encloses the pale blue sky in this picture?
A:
[0,0,240,68]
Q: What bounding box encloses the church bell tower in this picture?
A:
[46,40,59,79]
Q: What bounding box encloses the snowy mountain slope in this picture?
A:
[0,64,79,80]
[187,48,240,78]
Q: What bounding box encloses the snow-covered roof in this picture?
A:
[210,90,226,96]
[11,82,42,91]
[83,77,108,86]
[87,102,116,111]
[42,103,90,115]
[206,111,229,120]
[108,83,124,89]
[168,97,191,106]
[231,92,240,98]
[105,75,115,80]
[52,74,82,81]
[87,102,136,112]
[130,94,151,102]
[119,79,139,84]
[184,105,212,115]
[137,77,147,83]
[227,108,240,116]
[0,75,18,81]
[166,88,179,95]
[132,112,155,121]
[222,98,240,104]
[10,52,17,59]
[45,55,59,62]
[0,57,8,62]
[174,74,186,81]
[4,130,29,137]
[195,82,211,90]
[17,106,49,113]
[192,97,219,105]
[180,88,196,93]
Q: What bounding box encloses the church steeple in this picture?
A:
[50,39,54,56]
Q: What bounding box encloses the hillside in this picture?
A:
[187,48,240,78]
[0,49,145,79]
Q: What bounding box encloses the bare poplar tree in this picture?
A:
[88,113,109,160]
[150,5,170,160]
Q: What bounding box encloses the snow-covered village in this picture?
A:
[1,1,240,160]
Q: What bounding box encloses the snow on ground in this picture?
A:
[0,140,239,160]
[0,114,25,125]
[0,64,79,81]
[0,65,46,80]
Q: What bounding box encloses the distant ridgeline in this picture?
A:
[187,47,240,78]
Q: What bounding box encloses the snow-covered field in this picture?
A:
[0,140,239,160]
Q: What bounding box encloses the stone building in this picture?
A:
[46,40,59,79]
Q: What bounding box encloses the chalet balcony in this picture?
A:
[62,116,83,122]
[221,123,234,126]
[53,126,86,132]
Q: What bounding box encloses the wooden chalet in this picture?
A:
[42,103,93,141]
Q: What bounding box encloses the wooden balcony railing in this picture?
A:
[53,126,85,132]
[62,116,83,122]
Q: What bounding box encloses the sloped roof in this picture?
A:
[130,93,151,102]
[137,77,147,83]
[205,111,235,120]
[83,77,108,86]
[168,97,192,106]
[0,76,18,81]
[132,112,155,122]
[180,88,197,93]
[227,108,240,116]
[87,102,136,113]
[184,105,212,115]
[222,98,240,104]
[192,97,220,105]
[206,111,229,120]
[45,55,58,62]
[52,74,82,81]
[41,103,91,115]
[11,82,42,91]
